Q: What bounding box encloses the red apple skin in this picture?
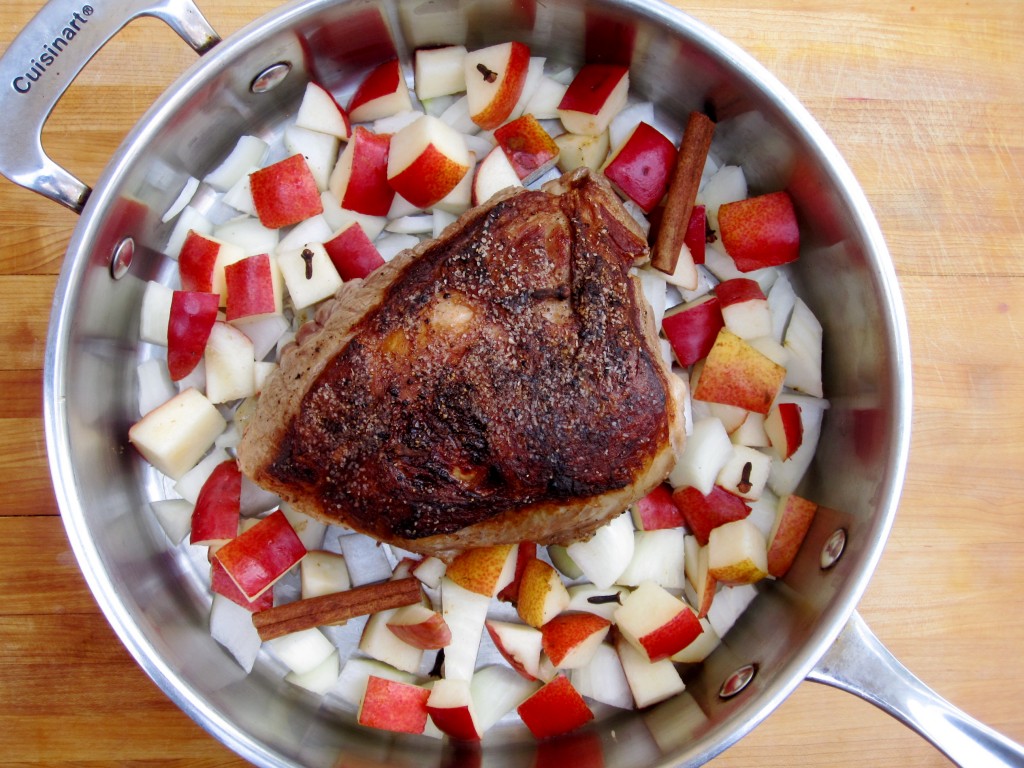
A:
[167,290,219,381]
[190,459,241,545]
[428,705,479,741]
[210,558,274,612]
[485,620,540,680]
[671,485,751,546]
[386,611,452,650]
[633,483,686,530]
[323,223,385,280]
[517,674,594,739]
[558,63,629,115]
[692,329,786,415]
[358,675,430,734]
[684,204,707,265]
[638,605,703,662]
[767,494,819,578]
[249,154,324,229]
[493,114,559,183]
[716,277,766,307]
[178,231,220,293]
[497,541,537,604]
[339,127,395,216]
[602,121,677,213]
[224,253,279,322]
[348,59,403,116]
[540,612,611,667]
[718,190,800,271]
[767,401,804,460]
[468,41,531,130]
[213,509,306,599]
[661,295,724,367]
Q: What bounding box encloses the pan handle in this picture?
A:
[808,611,1024,767]
[0,0,220,213]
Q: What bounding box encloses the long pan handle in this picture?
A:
[808,611,1024,767]
[0,0,219,213]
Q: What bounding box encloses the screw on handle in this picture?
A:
[0,0,220,213]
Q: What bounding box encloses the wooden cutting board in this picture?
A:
[1,0,1021,765]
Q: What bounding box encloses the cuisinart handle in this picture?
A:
[0,0,219,213]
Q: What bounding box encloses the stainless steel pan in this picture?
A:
[3,0,1022,764]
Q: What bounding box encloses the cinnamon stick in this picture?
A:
[652,111,716,285]
[252,576,422,641]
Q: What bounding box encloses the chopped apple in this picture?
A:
[524,75,568,119]
[540,612,610,669]
[668,416,733,494]
[321,221,384,281]
[210,557,274,612]
[412,556,447,590]
[359,606,425,674]
[554,130,610,173]
[715,445,772,501]
[557,64,629,137]
[464,41,531,129]
[189,459,240,547]
[295,81,351,140]
[204,321,256,404]
[386,114,471,208]
[358,675,429,734]
[516,558,570,628]
[768,393,828,496]
[631,483,685,530]
[300,550,350,598]
[517,674,594,739]
[764,401,804,460]
[616,528,688,590]
[348,58,413,123]
[386,603,452,650]
[660,294,724,367]
[614,580,703,662]
[767,493,819,577]
[266,626,335,676]
[493,113,560,184]
[277,242,343,311]
[731,410,771,448]
[445,544,517,597]
[496,541,537,604]
[718,190,799,271]
[601,121,677,213]
[565,511,635,589]
[671,484,751,547]
[427,677,481,740]
[684,204,708,265]
[701,164,748,233]
[440,576,491,681]
[707,518,768,585]
[128,387,226,480]
[471,145,523,205]
[615,632,686,709]
[716,277,772,340]
[166,290,219,381]
[224,254,284,322]
[328,126,395,217]
[683,536,716,617]
[415,45,468,100]
[692,329,786,415]
[670,616,720,664]
[249,154,324,229]
[177,230,243,304]
[565,583,630,621]
[485,619,543,680]
[213,509,306,600]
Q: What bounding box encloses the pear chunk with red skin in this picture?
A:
[204,321,256,404]
[414,45,468,100]
[128,388,226,480]
[295,81,351,140]
[765,401,804,460]
[464,41,531,130]
[178,230,242,304]
[427,678,481,741]
[249,154,324,229]
[348,59,413,124]
[614,581,703,664]
[615,632,686,708]
[716,278,772,340]
[472,145,524,205]
[167,290,218,381]
[540,612,611,669]
[386,603,452,650]
[601,121,677,213]
[190,459,241,546]
[445,544,517,597]
[386,114,471,209]
[210,558,273,612]
[213,509,306,600]
[323,221,384,281]
[767,494,819,578]
[517,674,594,739]
[497,541,537,604]
[671,484,751,547]
[631,483,685,531]
[358,675,429,735]
[516,558,570,628]
[557,64,629,137]
[692,329,786,415]
[494,114,560,184]
[485,619,543,680]
[661,294,724,367]
[684,536,717,618]
[718,190,800,272]
[328,127,395,217]
[684,204,708,264]
[554,130,610,174]
[224,254,283,323]
[707,518,768,586]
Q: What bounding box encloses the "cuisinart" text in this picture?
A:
[12,5,94,95]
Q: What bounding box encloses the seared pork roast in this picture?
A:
[237,168,686,560]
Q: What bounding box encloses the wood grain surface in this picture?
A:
[1,1,1022,765]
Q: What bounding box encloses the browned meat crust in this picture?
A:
[237,168,685,559]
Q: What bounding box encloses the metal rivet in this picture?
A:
[110,236,134,279]
[820,528,847,570]
[719,663,756,699]
[250,62,292,94]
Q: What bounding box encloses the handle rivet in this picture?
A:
[250,62,292,94]
[110,237,134,280]
[719,663,757,699]
[820,528,847,570]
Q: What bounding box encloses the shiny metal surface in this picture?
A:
[24,0,1015,764]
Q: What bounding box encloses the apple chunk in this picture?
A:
[128,387,226,480]
[540,612,611,669]
[189,459,240,547]
[614,580,703,663]
[557,64,629,137]
[767,494,818,577]
[358,675,429,735]
[386,603,452,650]
[166,290,219,381]
[295,81,350,140]
[517,674,594,739]
[213,509,306,600]
[493,113,560,184]
[444,544,517,598]
[707,518,768,585]
[692,329,786,415]
[249,154,324,229]
[516,558,570,628]
[601,121,677,213]
[348,58,413,123]
[224,253,284,323]
[427,677,481,740]
[328,126,395,217]
[718,190,799,271]
[464,41,531,130]
[387,114,471,209]
[661,294,724,367]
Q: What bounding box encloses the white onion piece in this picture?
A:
[337,533,394,586]
[221,167,257,215]
[174,447,231,504]
[609,101,655,150]
[137,358,176,416]
[164,205,212,259]
[374,232,420,262]
[210,594,262,673]
[149,499,193,545]
[205,135,269,191]
[161,176,200,223]
[386,214,433,235]
[432,208,457,238]
[275,214,333,254]
[373,109,425,135]
[214,216,279,256]
[139,280,173,346]
[439,95,478,135]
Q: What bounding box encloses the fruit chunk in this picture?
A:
[128,388,226,480]
[767,494,818,577]
[224,254,284,322]
[445,544,517,597]
[387,114,471,208]
[348,59,413,123]
[672,484,751,547]
[300,550,350,598]
[203,321,256,404]
[464,41,531,130]
[213,509,306,600]
[210,558,274,612]
[414,45,468,100]
[494,113,560,184]
[601,121,676,213]
[614,580,703,662]
[517,674,594,739]
[718,190,799,271]
[358,675,429,734]
[661,294,724,367]
[668,416,734,495]
[472,145,523,205]
[249,154,324,229]
[717,277,772,340]
[765,401,804,460]
[190,459,241,546]
[554,130,610,173]
[557,64,629,136]
[485,619,543,680]
[386,603,452,650]
[427,677,481,740]
[707,518,768,585]
[631,483,685,530]
[277,243,343,311]
[692,329,786,415]
[295,81,351,140]
[540,612,611,669]
[615,632,686,708]
[322,221,384,280]
[328,126,395,217]
[166,290,219,381]
[496,541,537,604]
[177,230,242,303]
[516,559,570,628]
